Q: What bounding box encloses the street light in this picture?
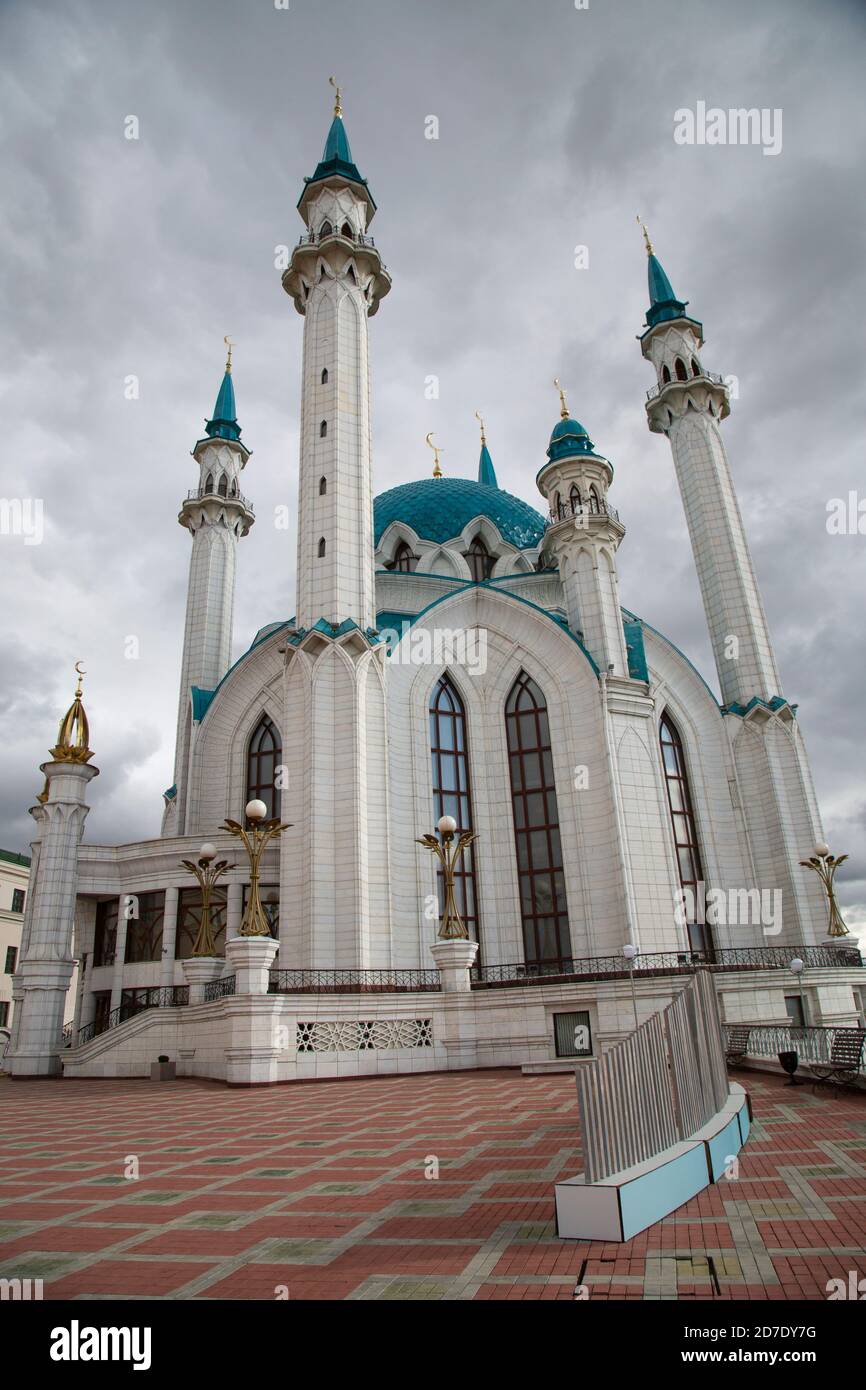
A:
[179,843,231,957]
[622,943,639,1033]
[416,815,477,940]
[221,800,291,937]
[799,843,851,940]
[789,956,806,1029]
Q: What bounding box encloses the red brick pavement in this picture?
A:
[0,1068,863,1301]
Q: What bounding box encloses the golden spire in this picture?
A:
[329,75,342,119]
[224,335,234,374]
[50,662,93,764]
[426,431,444,478]
[475,410,487,446]
[553,377,569,420]
[636,213,654,257]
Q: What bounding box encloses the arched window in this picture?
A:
[317,537,326,557]
[589,484,601,513]
[429,677,480,947]
[675,357,688,381]
[662,364,671,384]
[505,672,570,972]
[321,367,328,384]
[341,221,353,238]
[319,420,327,438]
[319,476,327,495]
[465,536,494,582]
[691,357,701,377]
[217,474,228,497]
[246,714,282,820]
[569,483,582,514]
[230,479,237,497]
[320,220,332,238]
[386,540,417,573]
[659,712,710,957]
[204,473,214,494]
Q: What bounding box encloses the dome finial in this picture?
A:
[223,335,234,374]
[50,661,93,764]
[474,410,487,446]
[329,75,343,119]
[553,377,569,420]
[636,213,654,257]
[425,431,444,478]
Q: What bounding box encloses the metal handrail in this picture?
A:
[295,231,376,248]
[546,498,620,527]
[184,487,254,513]
[76,986,189,1046]
[269,968,441,994]
[646,370,726,402]
[472,944,862,989]
[203,975,236,1001]
[723,1023,866,1073]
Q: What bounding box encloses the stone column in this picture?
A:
[181,956,226,1005]
[226,880,243,943]
[109,895,130,1016]
[225,936,279,994]
[160,886,180,990]
[431,940,478,992]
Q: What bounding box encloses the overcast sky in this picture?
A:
[1,0,865,930]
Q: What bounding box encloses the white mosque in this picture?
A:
[8,90,863,1084]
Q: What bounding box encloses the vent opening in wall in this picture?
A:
[553,1011,592,1058]
[321,367,328,384]
[317,537,326,557]
[319,476,327,495]
[320,420,327,438]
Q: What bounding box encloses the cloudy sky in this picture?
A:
[2,0,865,927]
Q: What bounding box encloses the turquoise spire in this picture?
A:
[638,217,689,329]
[475,413,498,488]
[300,79,376,210]
[204,340,242,443]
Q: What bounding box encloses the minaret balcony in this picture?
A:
[545,497,625,537]
[645,371,731,434]
[645,369,726,402]
[179,486,255,535]
[283,228,391,314]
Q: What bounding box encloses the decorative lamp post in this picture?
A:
[180,843,231,957]
[416,815,476,940]
[221,800,291,937]
[789,956,806,1027]
[622,943,639,1033]
[799,842,851,940]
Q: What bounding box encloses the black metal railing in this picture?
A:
[722,1023,866,1074]
[184,486,254,513]
[61,1022,74,1048]
[268,968,441,995]
[203,975,236,1001]
[546,498,621,527]
[646,370,726,402]
[471,944,862,989]
[295,231,376,249]
[76,986,189,1047]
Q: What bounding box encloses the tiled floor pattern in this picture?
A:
[0,1069,864,1300]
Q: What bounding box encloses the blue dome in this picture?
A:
[374,478,546,551]
[547,415,595,462]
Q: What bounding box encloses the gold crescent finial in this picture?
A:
[426,431,444,478]
[329,75,342,118]
[553,377,569,419]
[74,660,86,697]
[223,335,234,373]
[474,410,487,446]
[636,214,654,257]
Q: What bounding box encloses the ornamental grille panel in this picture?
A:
[296,1018,433,1053]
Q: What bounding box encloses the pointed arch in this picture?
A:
[317,537,326,557]
[464,535,494,582]
[691,357,702,377]
[217,474,228,497]
[386,539,417,573]
[569,483,582,514]
[319,475,327,495]
[429,675,480,947]
[204,473,214,494]
[675,356,688,381]
[319,419,328,438]
[246,713,282,819]
[321,367,329,384]
[319,220,332,238]
[505,671,570,971]
[662,363,671,384]
[659,710,709,956]
[341,221,353,238]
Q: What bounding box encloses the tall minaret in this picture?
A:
[537,381,629,675]
[638,221,781,709]
[282,79,391,631]
[169,345,255,832]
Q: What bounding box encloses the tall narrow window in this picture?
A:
[317,536,326,557]
[218,474,228,497]
[589,484,600,513]
[505,672,570,972]
[465,536,494,582]
[662,364,671,384]
[321,367,328,384]
[429,677,480,948]
[204,473,214,494]
[691,357,702,377]
[124,891,165,964]
[386,540,416,573]
[93,899,118,967]
[247,714,282,819]
[341,221,353,238]
[320,221,332,237]
[319,476,327,495]
[659,712,710,957]
[569,483,582,514]
[675,357,688,381]
[319,420,327,438]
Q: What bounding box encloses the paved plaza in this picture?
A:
[0,1068,864,1301]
